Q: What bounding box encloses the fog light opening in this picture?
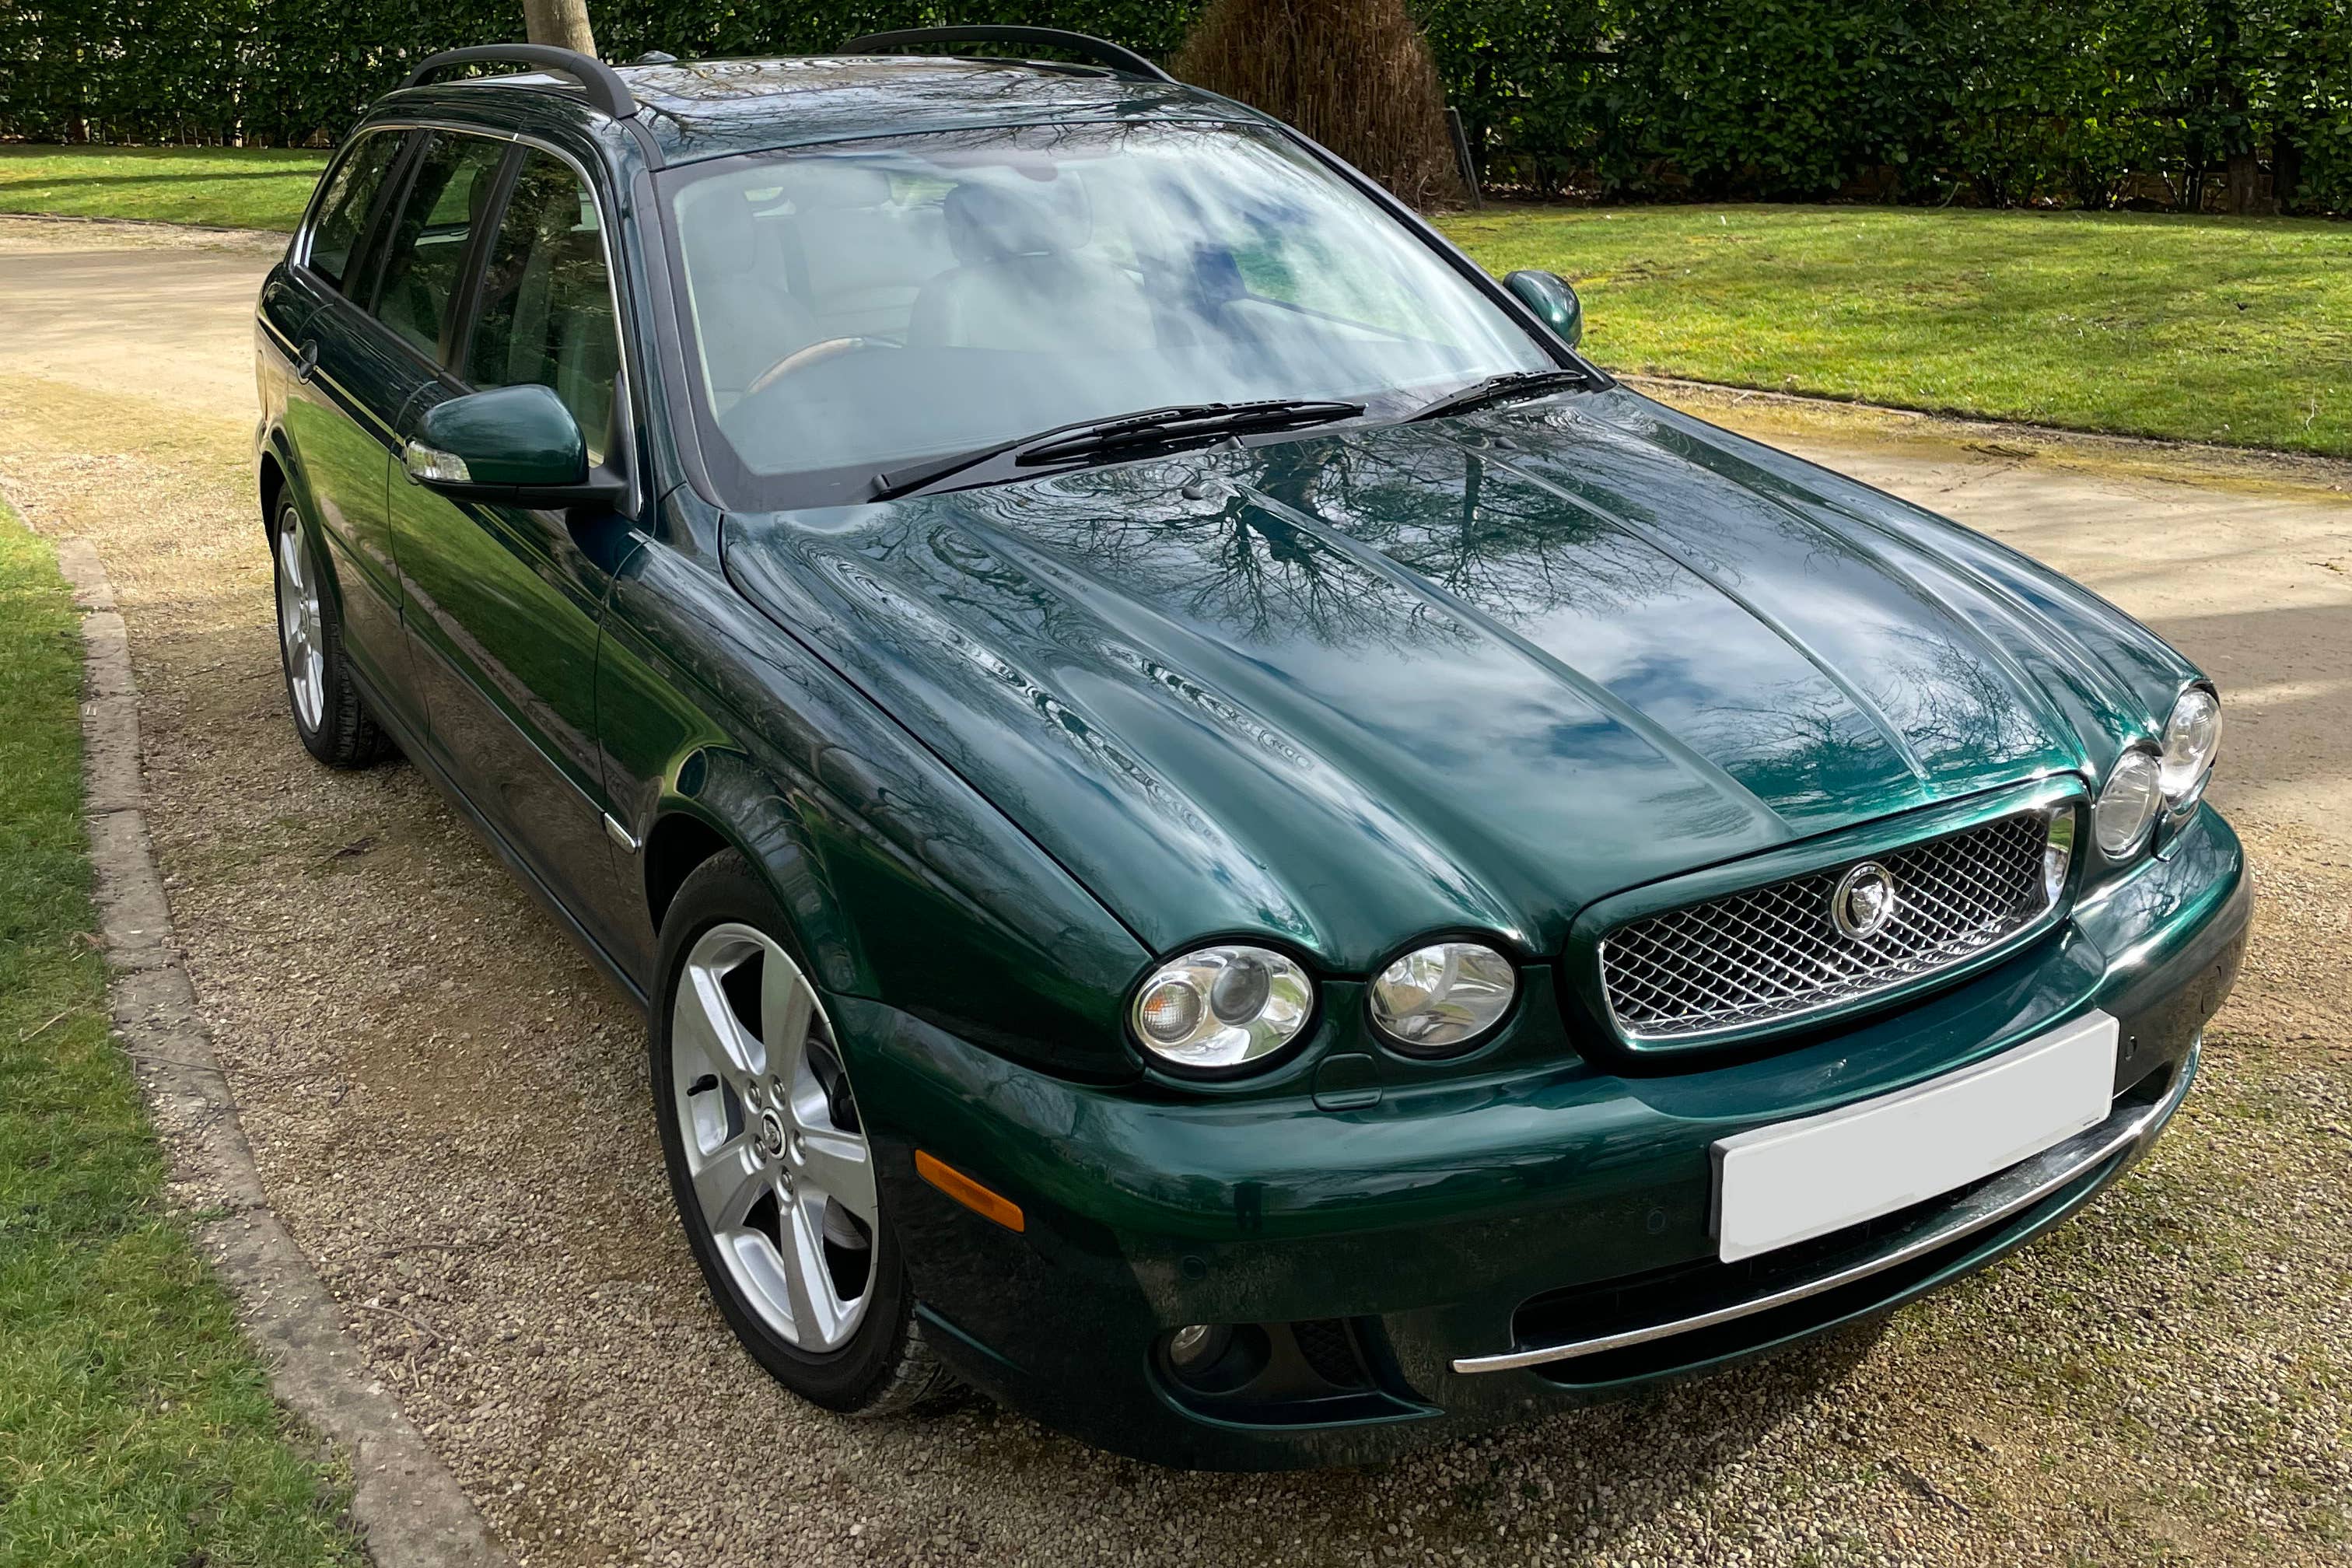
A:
[1157,1322,1265,1395]
[1167,1322,1227,1370]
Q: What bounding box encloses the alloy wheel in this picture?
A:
[670,922,878,1353]
[275,519,326,733]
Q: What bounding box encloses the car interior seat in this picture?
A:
[766,162,954,341]
[908,177,1153,352]
[680,186,821,410]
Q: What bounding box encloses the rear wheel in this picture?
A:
[271,498,389,768]
[651,851,954,1413]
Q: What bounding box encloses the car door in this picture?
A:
[277,128,417,704]
[385,141,644,955]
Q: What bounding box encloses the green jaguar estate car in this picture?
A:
[254,30,2249,1468]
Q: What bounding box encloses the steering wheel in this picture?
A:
[744,336,891,398]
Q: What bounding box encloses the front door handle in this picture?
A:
[294,340,319,383]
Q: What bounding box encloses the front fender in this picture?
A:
[599,515,1151,1083]
[640,750,874,1000]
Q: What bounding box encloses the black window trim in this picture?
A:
[359,127,518,365]
[443,144,527,368]
[348,131,431,312]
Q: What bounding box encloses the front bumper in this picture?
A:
[845,804,2250,1468]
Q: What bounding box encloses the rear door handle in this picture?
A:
[294,340,319,383]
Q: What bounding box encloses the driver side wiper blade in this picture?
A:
[869,399,1366,502]
[1407,368,1593,424]
[1017,399,1366,464]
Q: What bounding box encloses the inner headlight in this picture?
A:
[1130,946,1313,1071]
[2093,749,2162,858]
[2158,688,2222,809]
[1368,941,1517,1052]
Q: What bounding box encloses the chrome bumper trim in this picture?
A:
[1452,1038,2199,1375]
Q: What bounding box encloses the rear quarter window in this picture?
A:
[304,131,405,294]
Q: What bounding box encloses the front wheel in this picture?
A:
[650,851,954,1414]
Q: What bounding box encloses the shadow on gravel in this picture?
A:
[929,1318,1892,1553]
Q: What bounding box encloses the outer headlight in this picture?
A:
[2158,688,2222,809]
[1368,941,1517,1052]
[2093,749,2162,858]
[1130,945,1313,1071]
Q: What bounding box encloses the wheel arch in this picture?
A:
[634,749,876,1006]
[257,436,355,625]
[643,808,730,933]
[257,425,308,542]
[258,450,288,537]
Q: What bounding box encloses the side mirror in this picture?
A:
[401,384,623,508]
[1504,269,1583,350]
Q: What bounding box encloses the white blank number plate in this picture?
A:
[1712,1011,2119,1263]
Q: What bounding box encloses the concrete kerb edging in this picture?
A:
[52,534,510,1568]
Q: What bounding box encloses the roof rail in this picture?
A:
[403,44,639,120]
[840,26,1175,84]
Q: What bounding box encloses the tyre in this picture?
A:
[271,497,390,768]
[650,850,954,1414]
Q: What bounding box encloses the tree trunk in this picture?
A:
[522,0,597,57]
[2273,131,2305,215]
[2224,150,2263,215]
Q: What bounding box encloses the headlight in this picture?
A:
[1130,945,1313,1071]
[2042,804,2076,905]
[2158,688,2222,808]
[1368,940,1517,1052]
[2093,749,2162,858]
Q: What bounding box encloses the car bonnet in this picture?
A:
[720,387,2192,971]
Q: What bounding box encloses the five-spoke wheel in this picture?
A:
[269,498,389,768]
[275,515,327,734]
[650,851,952,1413]
[670,922,879,1352]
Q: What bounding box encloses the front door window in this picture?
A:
[464,151,621,464]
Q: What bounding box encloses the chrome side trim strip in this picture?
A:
[309,365,404,445]
[1451,1038,2198,1375]
[604,813,641,853]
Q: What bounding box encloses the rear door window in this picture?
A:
[303,131,407,294]
[370,133,511,362]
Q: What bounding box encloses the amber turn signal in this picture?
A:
[915,1150,1025,1234]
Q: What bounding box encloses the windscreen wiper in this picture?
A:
[1407,367,1593,424]
[869,399,1367,502]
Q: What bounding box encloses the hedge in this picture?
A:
[5,1,2348,214]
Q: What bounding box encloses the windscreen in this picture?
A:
[663,119,1553,508]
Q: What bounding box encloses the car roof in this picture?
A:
[380,54,1262,167]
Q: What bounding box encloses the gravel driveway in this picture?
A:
[3,215,2346,1568]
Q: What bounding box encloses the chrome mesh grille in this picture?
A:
[1600,810,2057,1043]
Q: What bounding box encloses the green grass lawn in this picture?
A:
[1440,202,2352,458]
[0,145,325,231]
[0,506,364,1568]
[2,146,2345,456]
